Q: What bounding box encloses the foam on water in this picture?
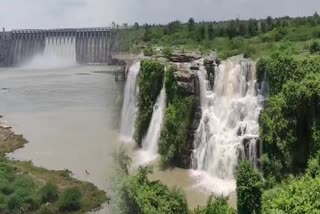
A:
[192,58,261,195]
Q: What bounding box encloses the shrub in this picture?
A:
[237,161,263,214]
[143,46,153,56]
[164,64,178,103]
[1,186,14,196]
[23,196,40,210]
[58,188,82,212]
[121,167,189,214]
[310,40,320,54]
[39,183,59,203]
[7,194,22,210]
[159,96,195,167]
[262,175,320,213]
[162,47,173,59]
[193,195,235,214]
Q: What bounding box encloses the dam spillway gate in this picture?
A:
[0,28,115,66]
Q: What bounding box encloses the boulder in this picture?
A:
[177,81,194,94]
[170,53,202,63]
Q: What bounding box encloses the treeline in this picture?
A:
[139,12,320,42]
[116,12,320,59]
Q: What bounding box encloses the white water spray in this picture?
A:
[137,85,166,165]
[192,57,262,195]
[24,36,76,69]
[120,62,140,143]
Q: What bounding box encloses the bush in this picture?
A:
[164,64,178,103]
[162,47,173,59]
[307,152,320,178]
[7,194,22,210]
[262,175,320,213]
[159,96,195,167]
[143,46,153,56]
[193,195,235,214]
[58,188,82,212]
[237,161,263,214]
[39,183,59,203]
[121,167,189,214]
[310,40,320,54]
[135,60,164,146]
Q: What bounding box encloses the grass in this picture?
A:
[0,127,107,213]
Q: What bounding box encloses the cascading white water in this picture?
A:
[137,86,166,165]
[120,62,140,143]
[44,36,76,64]
[192,57,262,195]
[24,36,76,69]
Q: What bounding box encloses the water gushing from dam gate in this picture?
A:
[25,37,76,68]
[120,62,140,143]
[192,58,262,195]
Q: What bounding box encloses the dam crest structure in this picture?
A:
[0,27,115,66]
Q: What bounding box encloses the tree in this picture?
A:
[195,25,206,41]
[134,22,139,29]
[237,161,263,214]
[193,195,235,214]
[266,16,273,31]
[239,22,247,36]
[260,21,267,33]
[165,20,182,35]
[226,20,237,38]
[143,24,152,42]
[188,18,195,32]
[208,24,215,40]
[248,19,258,37]
[310,41,320,54]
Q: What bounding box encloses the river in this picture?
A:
[0,65,122,213]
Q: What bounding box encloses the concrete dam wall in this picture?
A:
[0,28,114,67]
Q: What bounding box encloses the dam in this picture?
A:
[0,27,115,66]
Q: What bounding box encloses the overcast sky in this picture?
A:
[1,0,319,29]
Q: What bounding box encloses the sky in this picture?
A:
[0,0,320,29]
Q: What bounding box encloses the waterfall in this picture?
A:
[137,85,166,165]
[192,57,262,195]
[120,62,140,143]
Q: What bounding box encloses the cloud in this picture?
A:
[0,0,319,29]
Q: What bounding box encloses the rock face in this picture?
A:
[170,53,202,63]
[174,64,197,95]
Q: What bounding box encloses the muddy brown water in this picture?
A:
[0,65,235,213]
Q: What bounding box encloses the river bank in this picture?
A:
[0,121,109,213]
[0,122,107,213]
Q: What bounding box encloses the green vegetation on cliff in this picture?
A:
[135,60,164,146]
[258,46,320,183]
[159,65,195,167]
